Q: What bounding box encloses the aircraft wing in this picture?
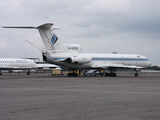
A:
[57,59,66,62]
[35,64,59,69]
[91,64,145,69]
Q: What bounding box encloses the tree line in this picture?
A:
[147,66,160,70]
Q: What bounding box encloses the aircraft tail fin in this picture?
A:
[35,23,65,52]
[2,23,65,52]
[2,23,82,53]
[36,23,65,52]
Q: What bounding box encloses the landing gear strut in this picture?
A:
[27,70,30,75]
[135,73,139,77]
[134,69,139,77]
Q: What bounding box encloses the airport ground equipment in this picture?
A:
[52,69,61,76]
[84,70,104,77]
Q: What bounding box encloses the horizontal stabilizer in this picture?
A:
[2,26,37,29]
[2,23,55,29]
[37,23,54,29]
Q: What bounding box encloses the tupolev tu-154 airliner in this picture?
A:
[2,23,151,77]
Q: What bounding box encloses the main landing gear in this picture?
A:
[105,72,117,77]
[68,70,78,77]
[105,69,117,77]
[68,72,78,77]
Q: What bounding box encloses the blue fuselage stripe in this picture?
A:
[52,58,149,61]
[92,58,149,61]
[52,58,67,60]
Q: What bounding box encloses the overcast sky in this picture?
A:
[0,0,160,66]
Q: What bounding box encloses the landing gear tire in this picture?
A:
[135,73,138,77]
[105,73,117,77]
[68,73,78,77]
[105,73,109,77]
[112,73,117,77]
[27,72,30,75]
[111,73,117,77]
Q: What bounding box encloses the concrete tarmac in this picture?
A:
[0,72,160,120]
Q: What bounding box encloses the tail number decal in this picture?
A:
[68,47,78,50]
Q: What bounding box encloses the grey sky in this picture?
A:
[0,0,160,65]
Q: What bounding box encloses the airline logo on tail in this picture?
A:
[51,34,58,45]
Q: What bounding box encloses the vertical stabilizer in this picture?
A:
[36,23,65,52]
[2,23,82,53]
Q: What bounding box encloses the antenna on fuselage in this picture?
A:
[112,52,118,54]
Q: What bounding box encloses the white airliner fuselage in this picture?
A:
[2,23,151,77]
[44,52,150,69]
[0,58,59,75]
[0,58,36,75]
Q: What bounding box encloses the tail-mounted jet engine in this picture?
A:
[66,55,92,64]
[43,52,47,61]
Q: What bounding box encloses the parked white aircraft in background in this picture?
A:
[2,23,151,77]
[0,58,58,75]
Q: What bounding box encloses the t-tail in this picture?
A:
[2,23,82,53]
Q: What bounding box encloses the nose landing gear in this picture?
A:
[135,73,139,77]
[134,69,139,77]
